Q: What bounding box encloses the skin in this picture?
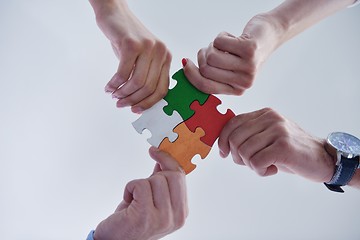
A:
[183,0,356,95]
[93,147,188,240]
[89,0,172,113]
[218,108,360,188]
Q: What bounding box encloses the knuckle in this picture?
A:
[245,63,258,76]
[243,40,258,58]
[256,170,267,177]
[237,145,249,160]
[142,38,156,49]
[232,86,245,96]
[123,37,142,52]
[198,65,210,77]
[154,41,167,55]
[131,77,145,90]
[143,81,157,95]
[206,52,217,66]
[158,85,169,99]
[174,213,187,230]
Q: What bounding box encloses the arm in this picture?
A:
[89,0,172,113]
[183,0,356,95]
[218,108,360,189]
[92,147,188,240]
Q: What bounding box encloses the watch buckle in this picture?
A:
[324,183,344,193]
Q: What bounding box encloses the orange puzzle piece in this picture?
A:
[159,122,211,174]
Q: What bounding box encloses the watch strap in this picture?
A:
[324,155,359,193]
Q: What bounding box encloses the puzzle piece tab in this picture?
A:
[132,99,183,147]
[163,69,209,121]
[159,122,211,174]
[185,95,235,147]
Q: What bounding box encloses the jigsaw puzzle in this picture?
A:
[132,68,235,174]
[185,95,235,147]
[132,99,183,147]
[159,123,211,174]
[163,69,209,121]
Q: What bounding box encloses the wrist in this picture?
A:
[322,139,337,183]
[89,0,129,20]
[348,170,360,188]
[260,10,291,48]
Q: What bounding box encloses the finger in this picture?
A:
[161,171,188,223]
[148,174,171,209]
[212,31,251,58]
[183,59,234,94]
[115,59,159,108]
[230,146,245,165]
[249,144,280,177]
[127,55,171,112]
[218,108,269,158]
[113,53,151,99]
[229,114,274,169]
[124,179,153,207]
[116,49,168,108]
[198,49,252,92]
[201,43,254,73]
[237,127,277,172]
[105,49,137,93]
[149,147,184,173]
[237,124,279,161]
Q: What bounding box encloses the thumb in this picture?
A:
[149,147,184,173]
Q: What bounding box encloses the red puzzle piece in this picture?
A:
[185,95,235,147]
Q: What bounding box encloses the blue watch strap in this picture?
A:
[324,155,359,193]
[86,230,95,240]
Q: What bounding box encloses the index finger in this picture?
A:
[218,108,269,157]
[212,32,248,58]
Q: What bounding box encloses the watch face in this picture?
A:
[328,132,360,156]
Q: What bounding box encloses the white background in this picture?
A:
[1,1,360,239]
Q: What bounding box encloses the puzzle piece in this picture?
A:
[163,69,209,121]
[185,94,235,147]
[132,99,183,147]
[159,123,211,174]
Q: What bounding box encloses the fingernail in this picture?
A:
[131,106,143,114]
[116,100,127,108]
[182,58,187,67]
[105,85,114,93]
[149,146,160,156]
[150,146,159,152]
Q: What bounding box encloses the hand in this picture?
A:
[183,14,284,95]
[218,108,335,183]
[91,0,172,113]
[93,147,188,240]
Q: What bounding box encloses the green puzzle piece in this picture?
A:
[163,69,209,121]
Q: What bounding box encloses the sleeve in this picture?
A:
[348,0,360,7]
[86,230,95,240]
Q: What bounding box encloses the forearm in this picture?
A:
[89,0,129,20]
[264,0,355,47]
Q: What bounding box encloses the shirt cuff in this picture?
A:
[86,230,95,240]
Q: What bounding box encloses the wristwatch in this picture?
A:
[324,132,360,193]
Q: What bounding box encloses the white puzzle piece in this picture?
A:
[132,99,183,147]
